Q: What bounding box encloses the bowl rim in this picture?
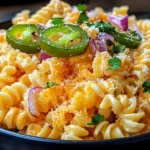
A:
[0,128,150,145]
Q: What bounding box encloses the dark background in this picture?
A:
[0,0,150,23]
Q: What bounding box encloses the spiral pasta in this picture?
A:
[1,0,150,141]
[119,112,145,133]
[0,82,27,110]
[0,45,18,67]
[12,10,30,25]
[26,0,71,24]
[94,121,128,139]
[112,6,129,16]
[0,107,29,130]
[37,57,69,82]
[0,66,17,89]
[133,43,150,80]
[26,123,52,138]
[16,53,39,73]
[145,30,150,40]
[61,125,89,140]
[28,70,49,87]
[100,94,137,115]
[137,20,150,33]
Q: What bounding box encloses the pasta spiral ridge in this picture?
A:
[133,45,150,79]
[28,69,49,87]
[100,94,137,115]
[112,6,129,16]
[70,80,116,111]
[61,125,89,140]
[0,66,17,89]
[26,0,71,24]
[0,107,29,130]
[137,20,150,33]
[0,45,19,67]
[0,82,27,110]
[119,112,145,132]
[12,10,30,25]
[26,123,63,139]
[26,123,52,138]
[94,121,128,139]
[16,53,39,73]
[144,30,150,40]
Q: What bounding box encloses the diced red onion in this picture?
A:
[28,87,43,117]
[40,51,51,62]
[90,39,97,56]
[109,16,128,31]
[99,32,114,52]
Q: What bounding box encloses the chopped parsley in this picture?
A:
[51,18,64,25]
[77,12,89,24]
[87,114,104,125]
[107,40,126,56]
[107,57,121,70]
[86,21,115,32]
[142,81,150,93]
[77,4,89,24]
[77,4,87,11]
[46,82,59,88]
[117,44,126,53]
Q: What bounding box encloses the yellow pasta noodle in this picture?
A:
[61,125,89,140]
[0,107,29,130]
[12,10,30,25]
[26,0,71,24]
[0,66,17,89]
[94,121,128,139]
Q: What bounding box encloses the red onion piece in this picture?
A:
[99,32,114,52]
[109,16,128,31]
[40,51,51,62]
[28,87,43,117]
[90,39,97,56]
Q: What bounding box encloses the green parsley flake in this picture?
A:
[77,4,87,11]
[142,81,150,93]
[107,57,121,70]
[117,44,126,53]
[107,40,126,56]
[46,82,59,88]
[86,21,115,32]
[77,11,89,24]
[51,18,64,25]
[76,4,89,24]
[87,114,104,125]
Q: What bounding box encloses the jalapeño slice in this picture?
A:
[40,24,89,57]
[6,24,42,53]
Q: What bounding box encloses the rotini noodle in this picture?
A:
[26,0,71,24]
[0,107,29,130]
[94,121,128,139]
[12,10,30,25]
